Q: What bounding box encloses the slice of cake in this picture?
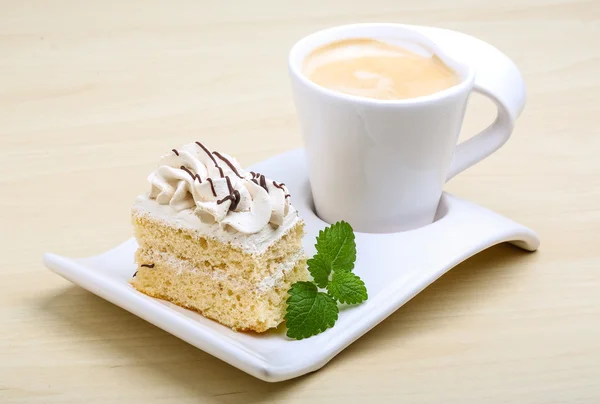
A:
[131,142,309,332]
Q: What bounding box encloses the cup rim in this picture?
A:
[288,23,475,106]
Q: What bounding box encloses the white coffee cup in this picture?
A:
[289,23,526,233]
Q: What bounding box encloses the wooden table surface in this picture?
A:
[1,1,599,403]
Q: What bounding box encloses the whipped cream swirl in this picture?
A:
[147,142,291,234]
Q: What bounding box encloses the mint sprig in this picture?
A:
[284,282,339,340]
[285,221,368,340]
[305,254,330,288]
[327,271,367,304]
[314,221,356,273]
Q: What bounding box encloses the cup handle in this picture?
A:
[445,41,526,181]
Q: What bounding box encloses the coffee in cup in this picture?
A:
[302,38,460,100]
[289,24,525,232]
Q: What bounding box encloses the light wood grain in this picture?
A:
[1,0,599,403]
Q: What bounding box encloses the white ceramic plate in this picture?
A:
[44,148,539,382]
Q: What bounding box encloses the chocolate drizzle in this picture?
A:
[230,190,241,211]
[272,181,286,190]
[213,151,243,178]
[180,166,201,183]
[216,176,240,211]
[196,141,224,178]
[217,195,234,205]
[249,172,269,192]
[141,264,155,268]
[172,149,179,156]
[195,141,217,165]
[206,178,217,197]
[225,176,234,194]
[273,181,290,198]
[133,271,138,277]
[216,191,241,211]
[259,174,268,193]
[226,176,240,210]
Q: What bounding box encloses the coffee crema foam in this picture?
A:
[303,38,460,100]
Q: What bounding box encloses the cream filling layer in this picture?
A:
[133,193,301,255]
[137,249,305,294]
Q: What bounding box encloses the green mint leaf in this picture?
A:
[327,271,368,304]
[314,221,356,273]
[307,254,330,288]
[285,281,339,340]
